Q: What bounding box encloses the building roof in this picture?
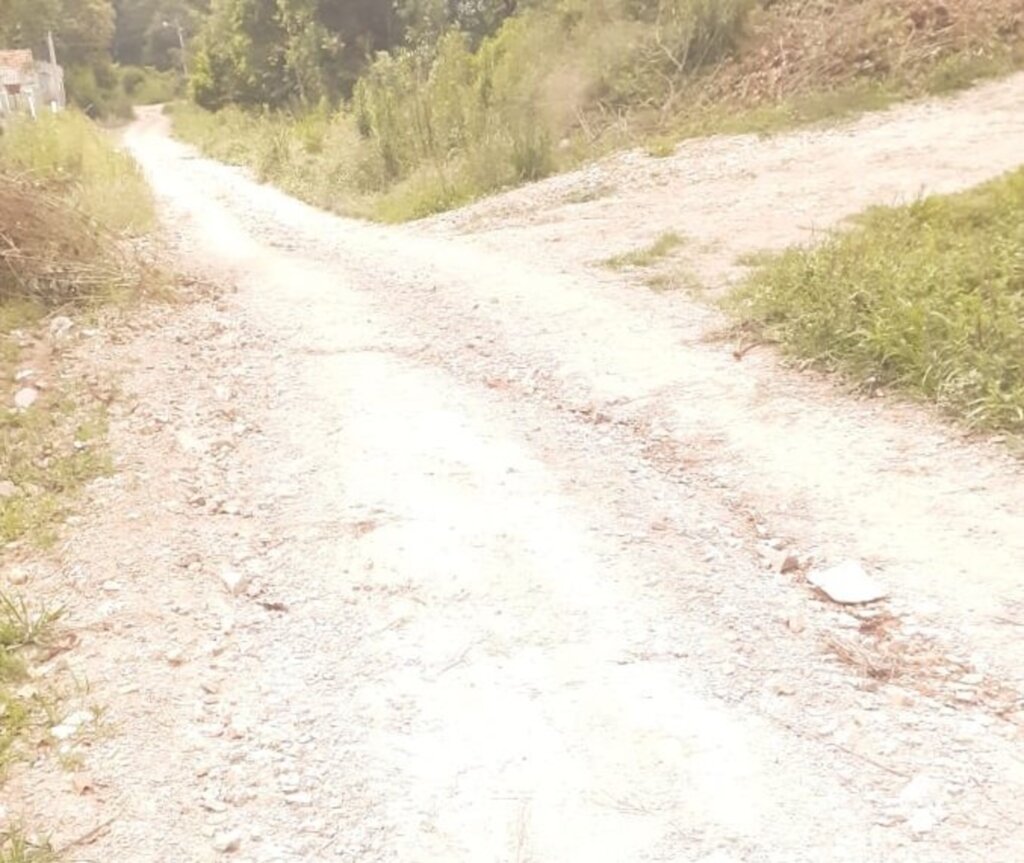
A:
[0,50,35,85]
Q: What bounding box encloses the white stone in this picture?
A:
[807,560,888,604]
[219,566,249,597]
[13,387,39,409]
[48,316,74,339]
[212,830,242,853]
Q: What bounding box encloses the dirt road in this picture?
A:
[9,78,1024,861]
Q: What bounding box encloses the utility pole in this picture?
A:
[166,19,189,78]
[46,30,65,109]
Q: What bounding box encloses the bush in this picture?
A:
[65,64,133,120]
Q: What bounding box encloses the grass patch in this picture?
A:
[0,114,139,550]
[0,398,113,549]
[662,49,1020,143]
[603,232,687,270]
[644,266,704,296]
[735,249,777,268]
[0,589,62,770]
[0,829,55,863]
[730,167,1024,434]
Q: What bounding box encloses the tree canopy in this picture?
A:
[0,0,115,66]
[112,0,208,70]
[189,0,520,109]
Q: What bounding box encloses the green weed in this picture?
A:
[0,593,63,650]
[644,266,704,295]
[0,828,54,863]
[730,167,1024,434]
[603,232,688,270]
[0,590,61,769]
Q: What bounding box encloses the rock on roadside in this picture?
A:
[807,560,888,604]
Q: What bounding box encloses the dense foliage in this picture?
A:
[189,0,524,108]
[112,0,208,70]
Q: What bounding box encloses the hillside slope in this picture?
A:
[173,0,1024,220]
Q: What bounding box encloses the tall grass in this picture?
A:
[731,168,1024,434]
[174,0,753,220]
[0,112,153,234]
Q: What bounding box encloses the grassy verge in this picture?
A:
[0,113,150,536]
[0,112,153,235]
[0,111,155,855]
[729,167,1024,435]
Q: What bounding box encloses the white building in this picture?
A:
[0,49,65,118]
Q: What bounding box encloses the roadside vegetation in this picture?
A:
[171,0,1023,221]
[0,111,156,856]
[0,111,151,543]
[731,168,1024,435]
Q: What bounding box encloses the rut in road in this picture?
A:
[9,79,1024,862]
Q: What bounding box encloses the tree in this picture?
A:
[55,0,116,66]
[0,0,62,51]
[188,0,522,109]
[190,0,290,108]
[112,0,208,69]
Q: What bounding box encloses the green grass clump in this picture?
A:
[730,168,1024,433]
[0,401,112,548]
[604,232,688,270]
[0,112,154,234]
[0,828,55,863]
[0,590,62,769]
